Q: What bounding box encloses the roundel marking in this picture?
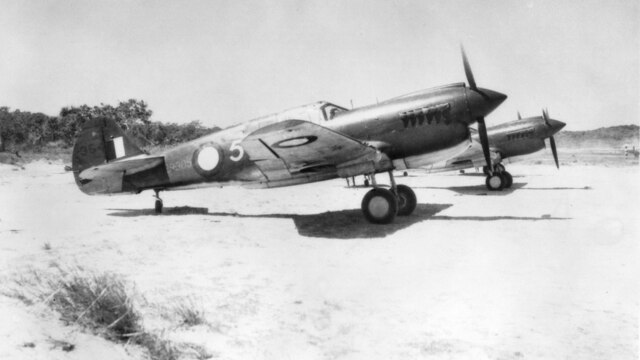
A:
[196,146,220,171]
[192,143,224,177]
[273,136,318,148]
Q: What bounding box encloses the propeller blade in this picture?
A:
[549,136,559,169]
[517,111,522,120]
[542,108,550,126]
[477,117,492,174]
[461,45,477,90]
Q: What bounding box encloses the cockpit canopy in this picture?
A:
[275,101,348,123]
[322,102,348,120]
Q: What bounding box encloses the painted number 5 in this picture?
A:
[229,140,244,162]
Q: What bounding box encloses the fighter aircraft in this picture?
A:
[418,109,565,190]
[72,48,506,224]
[624,144,639,158]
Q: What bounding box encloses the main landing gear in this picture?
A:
[483,164,513,191]
[153,189,163,214]
[361,171,417,224]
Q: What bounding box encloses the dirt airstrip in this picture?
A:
[0,157,638,360]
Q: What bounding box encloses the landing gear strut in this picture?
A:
[484,163,512,191]
[361,171,416,224]
[153,189,163,214]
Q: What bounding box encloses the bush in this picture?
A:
[0,101,221,153]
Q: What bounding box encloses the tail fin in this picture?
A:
[72,117,145,175]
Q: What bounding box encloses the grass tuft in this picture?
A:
[47,271,141,340]
[174,298,208,327]
[7,266,212,359]
[134,333,180,360]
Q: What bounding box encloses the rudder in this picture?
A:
[72,117,145,178]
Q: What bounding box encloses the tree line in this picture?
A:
[0,99,220,152]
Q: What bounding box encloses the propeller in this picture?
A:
[549,135,559,169]
[542,108,550,126]
[462,46,477,90]
[542,108,560,169]
[461,45,493,174]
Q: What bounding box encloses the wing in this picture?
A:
[420,141,501,173]
[447,141,502,167]
[241,119,387,185]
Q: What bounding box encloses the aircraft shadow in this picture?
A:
[108,202,569,239]
[416,182,592,194]
[431,215,570,221]
[414,183,526,196]
[108,204,451,239]
[108,206,211,216]
[457,173,488,177]
[518,186,592,190]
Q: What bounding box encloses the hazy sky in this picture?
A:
[0,0,637,130]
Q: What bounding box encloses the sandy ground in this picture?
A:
[0,157,638,359]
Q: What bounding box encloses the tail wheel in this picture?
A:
[502,171,513,188]
[155,199,163,214]
[361,188,397,224]
[485,174,504,191]
[396,184,417,216]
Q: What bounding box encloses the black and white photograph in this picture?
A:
[0,1,638,359]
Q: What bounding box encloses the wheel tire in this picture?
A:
[361,188,397,224]
[502,171,513,188]
[396,185,417,216]
[403,171,408,177]
[155,199,163,214]
[485,174,504,191]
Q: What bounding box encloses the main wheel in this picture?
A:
[396,185,417,216]
[361,188,397,224]
[502,171,513,188]
[155,199,163,214]
[485,174,505,191]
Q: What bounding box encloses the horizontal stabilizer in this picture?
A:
[78,156,165,181]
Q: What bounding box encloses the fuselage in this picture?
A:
[143,84,498,191]
[480,116,565,159]
[421,116,566,173]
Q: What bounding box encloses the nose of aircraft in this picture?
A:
[545,118,566,137]
[479,88,508,114]
[466,87,507,121]
[548,119,566,133]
